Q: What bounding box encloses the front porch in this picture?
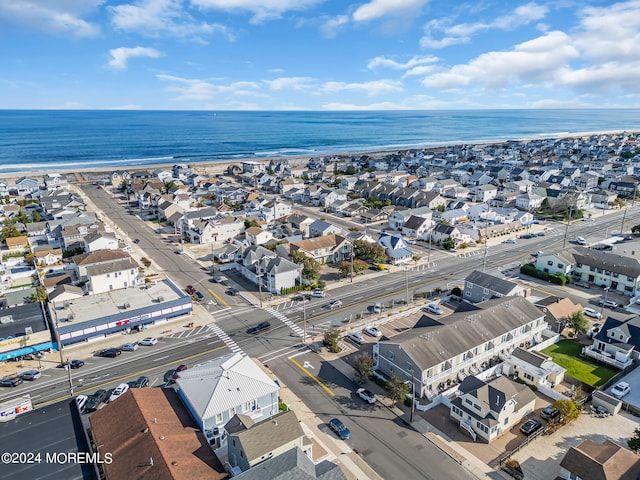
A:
[582,346,633,369]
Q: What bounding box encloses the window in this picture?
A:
[612,272,619,278]
[232,440,236,447]
[524,373,534,382]
[576,263,582,268]
[389,352,394,361]
[503,417,509,425]
[106,274,110,278]
[465,291,471,297]
[547,261,553,266]
[216,413,223,423]
[558,263,564,269]
[464,398,474,407]
[628,276,635,282]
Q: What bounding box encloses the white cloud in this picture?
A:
[109,0,235,41]
[0,0,102,37]
[190,0,323,23]
[322,79,403,96]
[157,74,262,101]
[108,46,163,70]
[420,2,548,49]
[352,0,428,23]
[263,77,316,91]
[319,15,349,38]
[367,55,438,71]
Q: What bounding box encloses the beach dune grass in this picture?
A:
[541,340,617,387]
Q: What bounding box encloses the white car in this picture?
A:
[502,239,516,244]
[328,299,343,309]
[611,381,631,399]
[347,333,364,345]
[139,337,158,346]
[108,383,130,403]
[583,307,602,319]
[311,290,326,298]
[120,342,139,351]
[532,250,544,257]
[598,299,618,309]
[424,303,443,315]
[364,326,382,337]
[372,303,382,313]
[356,388,376,404]
[75,395,88,411]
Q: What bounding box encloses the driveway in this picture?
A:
[606,366,640,408]
[511,410,640,480]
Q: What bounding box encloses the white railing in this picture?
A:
[582,347,633,369]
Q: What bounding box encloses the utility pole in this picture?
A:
[620,205,629,235]
[482,218,488,272]
[405,266,410,305]
[562,207,573,248]
[350,242,354,283]
[51,302,73,397]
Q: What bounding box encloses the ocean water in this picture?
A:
[0,109,639,173]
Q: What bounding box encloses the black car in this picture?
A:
[540,406,560,420]
[247,322,271,335]
[84,389,108,412]
[133,238,140,244]
[128,376,149,388]
[0,376,23,387]
[69,360,85,369]
[164,370,178,383]
[226,288,240,296]
[195,291,205,302]
[98,348,122,358]
[520,418,543,435]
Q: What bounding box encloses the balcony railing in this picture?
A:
[582,346,633,369]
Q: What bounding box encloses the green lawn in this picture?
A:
[541,340,618,387]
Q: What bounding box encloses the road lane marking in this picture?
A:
[153,356,169,361]
[207,288,229,308]
[289,357,334,397]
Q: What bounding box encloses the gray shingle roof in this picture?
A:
[465,270,520,295]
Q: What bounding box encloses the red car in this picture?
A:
[185,285,196,295]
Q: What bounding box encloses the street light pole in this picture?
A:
[258,257,264,309]
[600,287,609,318]
[406,379,415,423]
[51,301,73,397]
[301,270,307,341]
[563,207,573,248]
[405,266,410,305]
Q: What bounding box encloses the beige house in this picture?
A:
[559,439,640,480]
[244,226,274,246]
[502,347,566,388]
[288,234,351,264]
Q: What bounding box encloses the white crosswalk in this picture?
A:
[206,323,244,355]
[264,307,305,337]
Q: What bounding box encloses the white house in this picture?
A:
[83,231,119,252]
[72,250,141,294]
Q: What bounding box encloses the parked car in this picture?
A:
[212,275,224,283]
[372,303,382,313]
[589,323,602,337]
[128,376,149,388]
[226,287,240,296]
[502,239,516,244]
[532,250,544,257]
[347,333,364,345]
[164,370,178,383]
[75,395,89,411]
[247,322,271,335]
[185,285,196,295]
[20,370,41,381]
[171,364,188,380]
[611,381,631,399]
[583,307,602,319]
[139,337,158,346]
[133,238,140,244]
[356,388,376,404]
[328,299,343,309]
[576,236,587,245]
[311,290,326,298]
[293,294,311,302]
[174,249,185,255]
[98,348,122,358]
[108,383,130,403]
[0,376,23,387]
[195,291,205,302]
[424,303,443,315]
[363,326,382,337]
[598,299,618,309]
[120,342,139,351]
[84,389,108,412]
[540,405,560,420]
[519,418,542,435]
[328,418,351,440]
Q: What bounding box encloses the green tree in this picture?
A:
[29,286,49,303]
[0,224,22,241]
[323,329,340,353]
[353,353,374,384]
[442,236,455,250]
[31,210,42,222]
[435,204,445,212]
[554,399,580,422]
[163,180,177,194]
[353,240,386,263]
[337,259,368,277]
[628,426,640,453]
[566,310,589,335]
[363,195,382,208]
[387,374,410,407]
[244,219,260,229]
[632,224,640,234]
[290,250,321,282]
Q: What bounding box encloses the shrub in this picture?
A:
[520,264,570,285]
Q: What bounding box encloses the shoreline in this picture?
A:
[1,128,635,182]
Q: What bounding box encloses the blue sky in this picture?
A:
[1,0,639,110]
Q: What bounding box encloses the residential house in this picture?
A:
[559,439,640,480]
[15,177,40,196]
[60,222,106,251]
[90,388,227,480]
[401,215,432,240]
[110,171,129,187]
[156,198,183,222]
[412,191,447,210]
[48,284,85,303]
[235,245,300,294]
[360,208,389,224]
[308,219,345,238]
[377,232,413,265]
[231,447,345,480]
[535,246,640,296]
[83,231,119,252]
[72,250,140,294]
[533,296,584,333]
[214,244,240,264]
[430,223,472,247]
[5,235,29,251]
[449,375,537,443]
[388,206,433,231]
[582,315,639,369]
[502,347,566,388]
[174,353,280,447]
[289,234,351,264]
[186,216,245,244]
[245,227,274,246]
[463,270,529,304]
[515,192,545,211]
[373,296,548,399]
[468,184,498,203]
[33,246,63,266]
[224,410,312,474]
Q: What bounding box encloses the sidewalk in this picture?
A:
[319,351,508,480]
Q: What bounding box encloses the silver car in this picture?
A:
[120,342,139,351]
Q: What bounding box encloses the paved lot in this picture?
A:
[606,366,640,408]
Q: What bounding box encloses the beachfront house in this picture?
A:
[15,177,40,196]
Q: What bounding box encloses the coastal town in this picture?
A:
[2,131,640,480]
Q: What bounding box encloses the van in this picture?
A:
[576,237,587,245]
